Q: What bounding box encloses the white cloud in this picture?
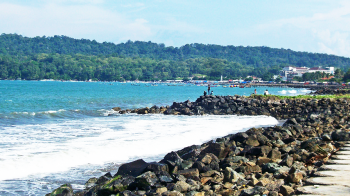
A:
[251,0,350,57]
[0,1,206,47]
[315,30,350,56]
[0,2,152,43]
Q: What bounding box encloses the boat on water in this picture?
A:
[229,85,239,88]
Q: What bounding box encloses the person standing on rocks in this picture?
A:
[254,89,257,94]
[203,91,207,96]
[208,84,211,94]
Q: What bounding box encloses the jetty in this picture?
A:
[48,90,350,196]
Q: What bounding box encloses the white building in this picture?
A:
[308,66,334,74]
[281,66,334,81]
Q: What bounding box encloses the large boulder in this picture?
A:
[245,135,260,147]
[240,186,269,196]
[199,143,230,159]
[160,151,183,165]
[223,167,245,183]
[46,184,73,196]
[332,130,350,141]
[268,148,281,160]
[177,168,199,179]
[112,107,121,111]
[144,162,169,173]
[172,181,191,193]
[279,185,294,196]
[128,171,159,190]
[156,171,173,183]
[137,107,149,114]
[116,159,149,177]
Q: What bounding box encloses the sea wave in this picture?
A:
[0,115,278,182]
[279,89,310,95]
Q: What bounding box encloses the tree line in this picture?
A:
[1,33,350,81]
[0,53,262,81]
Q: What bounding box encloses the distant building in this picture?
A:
[308,66,334,74]
[280,66,334,81]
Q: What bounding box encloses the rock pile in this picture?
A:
[48,95,350,196]
[311,88,350,95]
[116,95,350,121]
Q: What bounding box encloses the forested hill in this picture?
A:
[0,33,350,81]
[1,33,350,68]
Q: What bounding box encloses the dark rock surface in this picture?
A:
[49,94,350,196]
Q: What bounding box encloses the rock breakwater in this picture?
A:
[48,95,350,196]
[311,88,350,95]
[115,94,350,121]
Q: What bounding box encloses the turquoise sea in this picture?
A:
[0,80,311,195]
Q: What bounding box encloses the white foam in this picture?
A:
[300,89,310,93]
[10,109,67,116]
[279,89,310,95]
[0,115,278,181]
[280,90,287,94]
[43,111,58,114]
[98,109,120,116]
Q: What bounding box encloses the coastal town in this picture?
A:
[188,66,337,85]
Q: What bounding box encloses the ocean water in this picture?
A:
[0,81,311,195]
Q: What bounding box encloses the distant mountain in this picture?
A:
[0,33,349,81]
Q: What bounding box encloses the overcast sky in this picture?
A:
[1,0,350,57]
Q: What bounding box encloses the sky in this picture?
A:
[1,0,350,57]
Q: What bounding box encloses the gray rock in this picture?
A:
[85,177,98,188]
[145,162,169,173]
[240,186,268,196]
[156,171,173,183]
[332,129,350,141]
[161,151,183,165]
[268,148,281,160]
[262,163,282,173]
[173,181,191,193]
[223,167,245,183]
[47,184,73,196]
[177,168,199,179]
[116,159,149,177]
[279,185,294,196]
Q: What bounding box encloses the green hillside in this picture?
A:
[0,33,349,81]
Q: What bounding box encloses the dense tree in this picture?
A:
[334,68,344,78]
[0,33,350,81]
[245,77,253,81]
[343,68,350,82]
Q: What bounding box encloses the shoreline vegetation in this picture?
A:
[47,87,350,196]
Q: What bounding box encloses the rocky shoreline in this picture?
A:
[310,87,350,95]
[48,94,350,196]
